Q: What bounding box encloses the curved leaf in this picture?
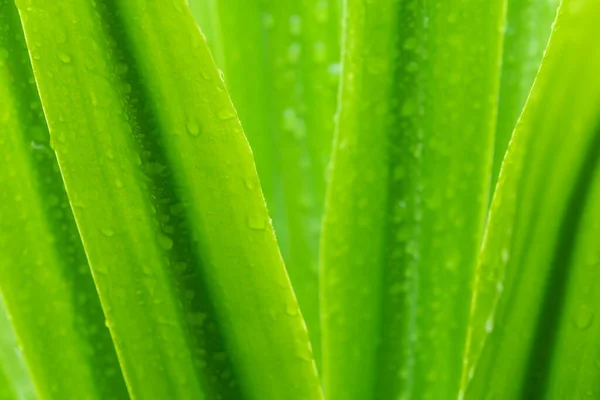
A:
[491,0,559,189]
[320,0,505,398]
[189,0,342,365]
[0,297,35,400]
[0,2,128,398]
[462,0,600,397]
[16,0,322,399]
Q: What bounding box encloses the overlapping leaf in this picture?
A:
[189,0,342,364]
[0,2,128,398]
[320,0,504,398]
[491,0,559,189]
[16,0,321,399]
[0,297,35,400]
[462,0,600,397]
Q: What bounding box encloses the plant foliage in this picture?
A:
[0,0,599,399]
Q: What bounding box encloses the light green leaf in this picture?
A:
[16,0,321,399]
[491,0,559,190]
[0,2,128,398]
[189,0,342,366]
[320,0,505,398]
[462,0,600,397]
[0,296,35,400]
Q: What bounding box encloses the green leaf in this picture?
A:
[189,0,342,366]
[16,0,321,399]
[0,2,128,398]
[320,0,505,398]
[462,0,600,398]
[491,0,559,190]
[0,296,35,400]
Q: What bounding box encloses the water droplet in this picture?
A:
[217,110,235,120]
[247,215,267,230]
[244,178,255,190]
[315,0,329,22]
[157,233,173,250]
[501,248,509,263]
[393,165,407,180]
[573,304,595,330]
[186,121,200,137]
[218,69,226,83]
[403,37,418,50]
[289,15,302,36]
[328,62,341,76]
[288,42,301,63]
[286,303,298,316]
[115,63,128,75]
[58,53,71,63]
[485,316,494,333]
[101,228,115,237]
[262,13,274,29]
[496,282,504,293]
[401,99,416,116]
[313,41,326,63]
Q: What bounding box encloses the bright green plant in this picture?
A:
[0,0,598,399]
[189,0,342,366]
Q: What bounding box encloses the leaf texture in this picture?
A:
[320,0,505,398]
[16,0,322,399]
[462,0,600,397]
[0,2,128,399]
[491,0,559,190]
[0,296,35,400]
[189,0,342,365]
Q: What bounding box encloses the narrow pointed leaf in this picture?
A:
[491,0,559,189]
[17,0,322,399]
[0,2,128,398]
[0,297,35,400]
[545,158,600,398]
[190,0,342,365]
[462,1,600,397]
[320,0,505,398]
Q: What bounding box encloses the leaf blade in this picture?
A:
[0,2,128,398]
[462,1,600,397]
[190,0,342,367]
[491,0,559,190]
[320,0,505,398]
[17,0,322,398]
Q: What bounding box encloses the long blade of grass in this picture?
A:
[16,0,322,398]
[320,0,505,398]
[0,297,35,400]
[189,0,342,365]
[545,149,600,398]
[491,0,559,190]
[461,0,600,397]
[0,2,128,398]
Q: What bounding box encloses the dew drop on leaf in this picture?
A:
[157,233,174,251]
[573,304,595,330]
[58,52,71,63]
[289,15,302,36]
[186,121,200,137]
[101,228,115,237]
[247,215,267,231]
[217,110,235,120]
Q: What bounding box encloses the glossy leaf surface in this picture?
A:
[0,2,128,399]
[462,0,600,397]
[0,297,35,400]
[190,0,342,364]
[17,0,322,399]
[491,0,559,189]
[320,0,505,398]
